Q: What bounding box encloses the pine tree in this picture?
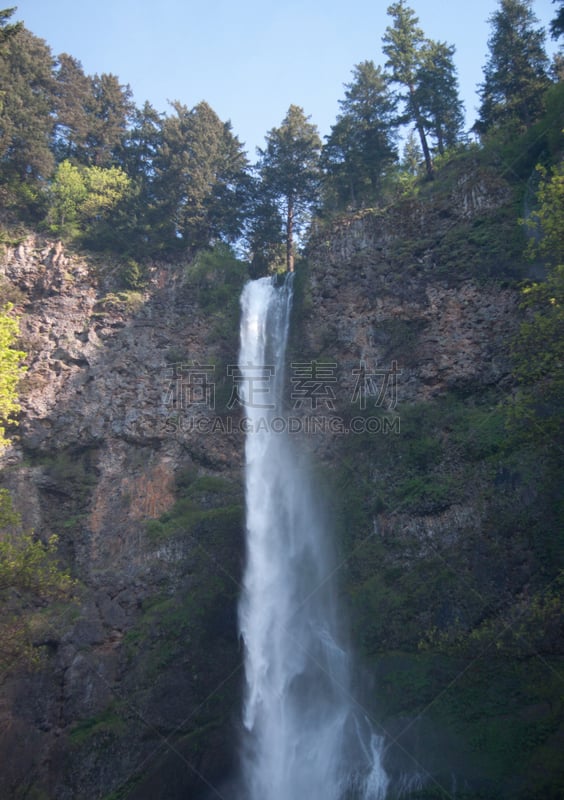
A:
[255,105,321,272]
[0,26,55,189]
[85,73,135,166]
[52,53,94,163]
[0,7,22,45]
[476,0,550,135]
[416,40,465,155]
[152,100,248,252]
[550,0,564,40]
[382,1,433,177]
[322,61,397,209]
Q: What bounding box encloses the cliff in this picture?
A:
[0,238,245,799]
[0,161,562,799]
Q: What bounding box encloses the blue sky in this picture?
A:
[14,0,560,158]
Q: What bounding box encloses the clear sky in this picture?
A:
[13,0,560,159]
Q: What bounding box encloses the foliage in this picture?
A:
[151,100,249,253]
[253,104,322,272]
[511,163,564,446]
[84,72,134,167]
[0,302,25,451]
[46,159,131,239]
[382,1,434,177]
[0,24,55,213]
[0,7,22,45]
[475,0,551,136]
[415,39,465,155]
[523,162,564,264]
[322,61,398,211]
[184,242,247,310]
[0,488,75,674]
[45,160,87,236]
[551,0,564,39]
[52,53,95,163]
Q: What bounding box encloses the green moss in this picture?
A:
[94,290,145,314]
[69,705,126,746]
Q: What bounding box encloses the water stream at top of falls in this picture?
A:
[237,275,389,800]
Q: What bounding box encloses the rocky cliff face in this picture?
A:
[0,238,245,799]
[0,162,560,799]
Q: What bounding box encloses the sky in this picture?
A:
[13,0,560,159]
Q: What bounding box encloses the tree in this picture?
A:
[415,40,465,155]
[550,0,564,40]
[243,190,286,278]
[0,7,22,46]
[46,159,131,241]
[81,72,134,167]
[0,303,25,452]
[255,105,321,272]
[120,100,162,181]
[382,1,434,178]
[46,159,87,236]
[322,61,397,210]
[476,0,550,135]
[401,130,423,175]
[52,53,93,163]
[152,100,249,252]
[0,26,55,192]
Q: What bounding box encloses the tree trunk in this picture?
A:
[286,196,294,272]
[409,83,433,178]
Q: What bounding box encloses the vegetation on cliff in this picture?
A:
[0,488,75,676]
[0,0,562,798]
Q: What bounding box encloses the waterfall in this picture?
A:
[237,275,389,800]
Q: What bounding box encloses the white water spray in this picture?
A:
[237,276,389,800]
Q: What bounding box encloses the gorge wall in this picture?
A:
[0,161,562,798]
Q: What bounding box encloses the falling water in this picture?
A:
[237,275,389,800]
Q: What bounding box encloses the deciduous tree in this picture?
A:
[0,303,25,452]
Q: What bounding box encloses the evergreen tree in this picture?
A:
[255,105,321,272]
[243,184,286,277]
[52,53,93,163]
[0,7,22,46]
[120,100,162,181]
[382,1,434,177]
[322,61,397,209]
[0,26,55,192]
[152,100,248,252]
[550,0,564,40]
[85,73,135,166]
[401,130,423,175]
[476,0,550,135]
[416,40,465,155]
